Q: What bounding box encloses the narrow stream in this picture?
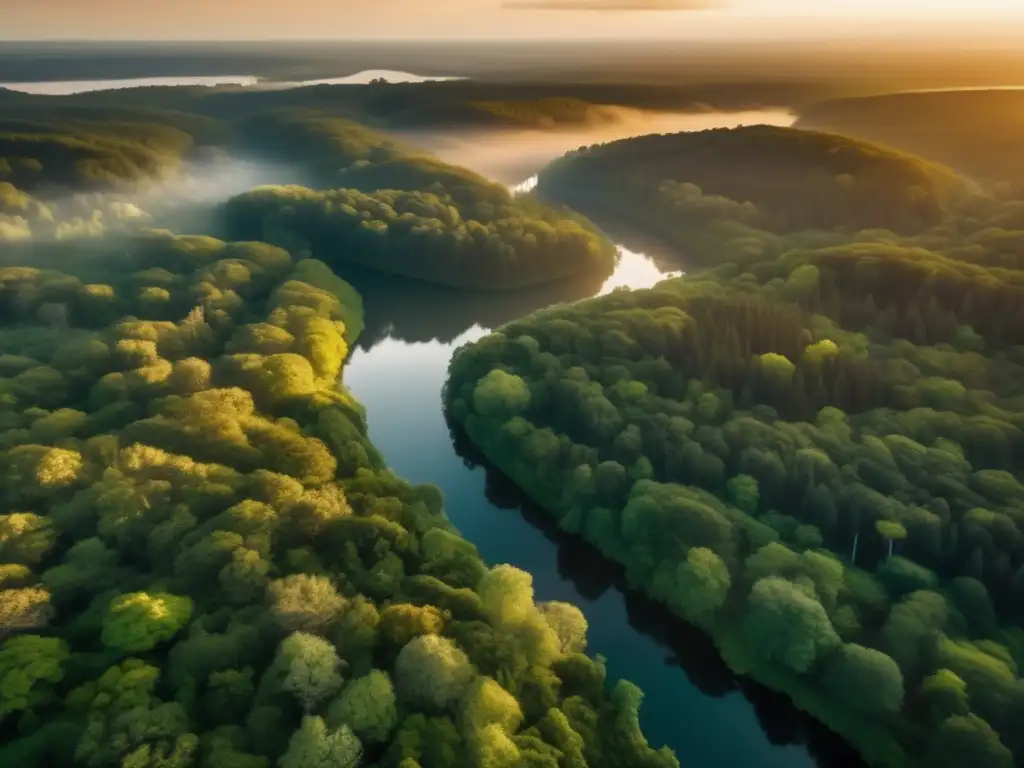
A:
[339,110,864,767]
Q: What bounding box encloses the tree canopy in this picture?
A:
[0,232,677,768]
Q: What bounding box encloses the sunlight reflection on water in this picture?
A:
[0,75,261,94]
[600,246,683,294]
[0,70,462,95]
[511,173,682,293]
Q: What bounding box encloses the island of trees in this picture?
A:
[0,231,678,768]
[446,126,1024,767]
[536,125,968,262]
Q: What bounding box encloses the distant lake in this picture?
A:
[291,69,464,86]
[0,75,261,95]
[0,70,463,95]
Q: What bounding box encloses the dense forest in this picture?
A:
[447,130,1024,767]
[0,107,226,194]
[223,183,614,290]
[537,126,968,253]
[798,91,1024,194]
[0,231,679,768]
[223,112,615,289]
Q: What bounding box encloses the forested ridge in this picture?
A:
[797,90,1024,194]
[447,133,1024,767]
[223,112,616,289]
[223,183,614,291]
[0,107,227,194]
[0,79,821,130]
[0,231,678,768]
[537,125,968,246]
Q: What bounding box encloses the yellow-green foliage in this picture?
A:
[0,232,676,768]
[101,591,193,652]
[225,183,616,290]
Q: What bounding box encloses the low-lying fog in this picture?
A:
[4,152,310,243]
[393,107,796,186]
[9,108,795,244]
[141,153,312,233]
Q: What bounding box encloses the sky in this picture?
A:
[4,0,1024,40]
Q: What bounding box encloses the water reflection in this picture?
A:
[295,69,464,86]
[600,245,683,294]
[335,242,682,353]
[0,70,461,95]
[333,262,609,351]
[0,75,260,94]
[451,423,866,768]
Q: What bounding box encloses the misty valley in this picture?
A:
[2,46,1024,768]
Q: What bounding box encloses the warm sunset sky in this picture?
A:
[4,0,1024,40]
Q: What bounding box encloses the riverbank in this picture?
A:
[340,236,864,768]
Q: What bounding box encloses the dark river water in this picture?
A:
[338,127,865,764]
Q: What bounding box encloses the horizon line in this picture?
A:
[3,33,1024,45]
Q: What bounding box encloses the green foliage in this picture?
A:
[478,565,536,627]
[0,634,68,720]
[460,675,523,735]
[221,113,615,289]
[473,371,531,420]
[742,577,841,674]
[277,632,345,713]
[0,112,201,194]
[538,125,966,252]
[655,547,731,629]
[101,591,193,653]
[822,643,904,714]
[445,140,1024,764]
[224,183,615,290]
[877,557,939,597]
[279,716,362,768]
[394,634,476,714]
[926,714,1014,768]
[921,669,970,723]
[536,602,588,655]
[0,231,674,768]
[725,474,759,514]
[325,669,398,744]
[268,574,346,636]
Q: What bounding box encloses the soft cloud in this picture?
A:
[504,0,722,10]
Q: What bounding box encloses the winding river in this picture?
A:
[337,110,866,768]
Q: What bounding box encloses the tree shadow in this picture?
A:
[339,262,608,350]
[449,416,865,768]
